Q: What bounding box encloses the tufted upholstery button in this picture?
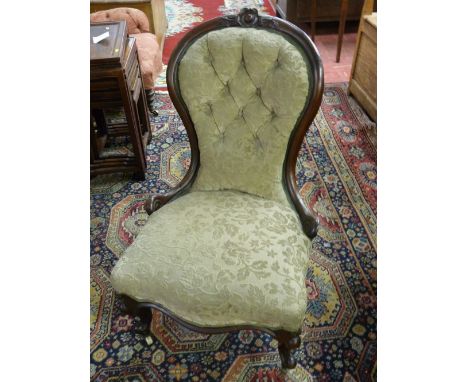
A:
[253,134,264,151]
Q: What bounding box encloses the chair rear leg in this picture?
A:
[275,330,301,369]
[121,295,152,335]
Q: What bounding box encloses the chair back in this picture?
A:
[167,8,323,212]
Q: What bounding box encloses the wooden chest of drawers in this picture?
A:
[349,13,377,121]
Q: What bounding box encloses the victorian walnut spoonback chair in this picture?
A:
[110,8,324,369]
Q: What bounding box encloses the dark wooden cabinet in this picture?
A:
[276,0,364,24]
[90,21,151,180]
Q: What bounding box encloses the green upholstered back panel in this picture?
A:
[178,27,310,206]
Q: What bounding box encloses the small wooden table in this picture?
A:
[90,21,151,180]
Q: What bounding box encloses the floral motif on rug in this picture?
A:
[90,84,377,381]
[165,0,204,37]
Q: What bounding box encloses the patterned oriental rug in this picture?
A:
[91,1,377,381]
[91,84,377,382]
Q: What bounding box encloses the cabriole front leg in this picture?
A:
[275,330,301,369]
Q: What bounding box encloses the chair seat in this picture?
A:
[111,190,311,331]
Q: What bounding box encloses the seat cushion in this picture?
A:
[131,33,163,89]
[111,190,311,331]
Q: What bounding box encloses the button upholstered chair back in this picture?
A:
[164,9,323,236]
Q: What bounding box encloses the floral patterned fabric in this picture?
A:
[178,27,310,206]
[111,190,311,332]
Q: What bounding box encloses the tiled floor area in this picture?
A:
[314,33,357,83]
[294,19,359,84]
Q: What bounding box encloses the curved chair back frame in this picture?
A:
[146,8,324,240]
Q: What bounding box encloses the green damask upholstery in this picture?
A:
[111,191,311,331]
[179,28,310,206]
[111,26,313,332]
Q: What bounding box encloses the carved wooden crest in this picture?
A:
[220,8,279,29]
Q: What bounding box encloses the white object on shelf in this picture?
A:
[92,31,110,44]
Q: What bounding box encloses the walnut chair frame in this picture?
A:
[119,8,324,370]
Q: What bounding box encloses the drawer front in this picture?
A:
[90,78,120,92]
